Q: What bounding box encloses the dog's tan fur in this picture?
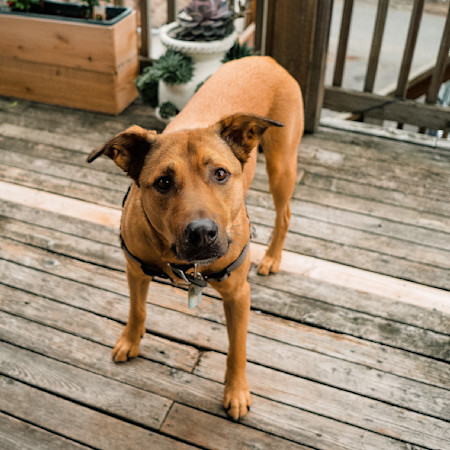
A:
[88,56,303,420]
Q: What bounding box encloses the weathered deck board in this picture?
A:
[298,170,450,217]
[0,412,89,450]
[0,342,173,429]
[0,96,449,448]
[0,377,193,450]
[195,352,450,449]
[0,313,434,450]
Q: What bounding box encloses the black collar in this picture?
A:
[120,235,249,288]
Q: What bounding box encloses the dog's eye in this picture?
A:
[154,176,173,192]
[214,168,229,183]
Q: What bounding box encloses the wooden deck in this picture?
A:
[0,96,449,449]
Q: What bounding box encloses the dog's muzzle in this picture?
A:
[178,219,227,263]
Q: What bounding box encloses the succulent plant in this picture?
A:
[7,0,38,12]
[135,50,194,107]
[174,0,234,42]
[222,41,257,63]
[159,101,179,119]
[152,49,194,85]
[135,66,159,108]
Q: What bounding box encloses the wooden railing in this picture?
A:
[255,0,450,133]
[139,0,178,59]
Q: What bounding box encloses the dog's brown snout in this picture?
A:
[185,219,218,248]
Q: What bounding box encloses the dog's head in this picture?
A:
[87,114,282,264]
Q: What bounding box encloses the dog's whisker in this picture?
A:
[229,231,246,239]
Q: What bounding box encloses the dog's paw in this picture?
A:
[257,254,281,276]
[223,382,252,421]
[112,331,143,362]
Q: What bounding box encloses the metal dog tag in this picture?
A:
[188,264,203,308]
[188,283,203,308]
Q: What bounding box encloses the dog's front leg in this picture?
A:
[112,259,150,362]
[211,262,252,421]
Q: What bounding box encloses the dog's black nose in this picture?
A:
[185,219,218,248]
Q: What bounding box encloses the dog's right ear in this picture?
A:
[87,125,157,182]
[216,113,283,164]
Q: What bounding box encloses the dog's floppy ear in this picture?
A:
[87,125,157,182]
[217,113,284,163]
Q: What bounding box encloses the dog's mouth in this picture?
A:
[186,254,223,266]
[172,245,228,266]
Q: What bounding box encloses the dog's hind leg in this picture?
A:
[112,259,150,362]
[257,127,300,275]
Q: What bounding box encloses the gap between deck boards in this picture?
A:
[1,180,449,315]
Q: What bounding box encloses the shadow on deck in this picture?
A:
[0,97,449,449]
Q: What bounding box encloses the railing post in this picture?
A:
[140,0,152,59]
[395,0,425,99]
[258,0,333,133]
[333,0,353,87]
[426,3,450,105]
[167,0,178,23]
[306,0,334,132]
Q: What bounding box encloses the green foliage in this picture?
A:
[8,0,103,20]
[175,0,234,42]
[135,49,194,106]
[222,41,257,63]
[84,0,100,19]
[152,49,194,85]
[135,66,159,108]
[7,0,38,12]
[159,101,179,119]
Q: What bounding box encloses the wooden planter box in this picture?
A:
[0,2,139,114]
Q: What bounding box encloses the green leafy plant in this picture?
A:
[8,0,105,20]
[84,0,99,19]
[152,49,194,85]
[222,41,257,63]
[135,66,159,108]
[135,49,194,107]
[174,0,234,42]
[7,0,38,12]
[159,101,179,119]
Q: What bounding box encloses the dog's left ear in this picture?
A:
[87,125,157,182]
[216,113,284,163]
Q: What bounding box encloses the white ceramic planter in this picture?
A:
[159,22,236,111]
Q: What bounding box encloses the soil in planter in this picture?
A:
[8,0,128,23]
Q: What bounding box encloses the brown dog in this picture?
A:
[87,56,303,420]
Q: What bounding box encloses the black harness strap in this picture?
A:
[122,184,132,207]
[120,236,249,286]
[120,235,171,280]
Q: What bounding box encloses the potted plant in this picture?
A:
[136,48,194,122]
[0,0,139,114]
[135,40,257,122]
[157,0,237,111]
